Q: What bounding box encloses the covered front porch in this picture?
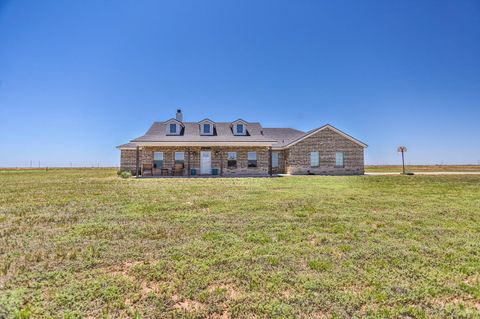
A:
[132,146,273,177]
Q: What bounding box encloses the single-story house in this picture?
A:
[117,110,367,176]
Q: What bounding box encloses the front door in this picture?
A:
[200,151,212,175]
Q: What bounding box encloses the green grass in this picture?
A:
[1,169,480,318]
[365,165,480,173]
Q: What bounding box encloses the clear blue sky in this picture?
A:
[1,0,479,167]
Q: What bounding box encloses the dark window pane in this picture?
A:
[170,123,177,133]
[236,124,244,134]
[227,152,237,168]
[203,124,210,133]
[248,152,257,168]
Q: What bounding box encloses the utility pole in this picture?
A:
[397,146,407,174]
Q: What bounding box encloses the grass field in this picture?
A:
[365,165,480,173]
[1,169,479,318]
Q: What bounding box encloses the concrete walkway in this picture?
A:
[365,172,480,175]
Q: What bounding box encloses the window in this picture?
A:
[248,151,257,168]
[169,123,177,134]
[227,152,237,168]
[153,152,164,168]
[175,152,185,165]
[203,123,211,134]
[272,152,279,168]
[335,152,344,167]
[236,124,244,134]
[310,151,319,167]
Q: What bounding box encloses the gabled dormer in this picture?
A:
[165,118,184,136]
[231,119,247,136]
[198,119,215,136]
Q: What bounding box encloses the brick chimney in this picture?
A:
[176,109,183,122]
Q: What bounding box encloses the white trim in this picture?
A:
[231,119,248,136]
[200,150,212,175]
[198,118,215,124]
[199,119,215,135]
[231,119,248,125]
[165,118,184,136]
[280,124,367,149]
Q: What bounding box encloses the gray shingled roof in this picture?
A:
[116,142,138,149]
[131,121,277,143]
[262,128,306,148]
[117,120,367,149]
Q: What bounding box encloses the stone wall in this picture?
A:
[285,128,364,175]
[120,149,138,174]
[120,146,270,176]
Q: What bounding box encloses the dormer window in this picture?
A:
[232,119,247,135]
[199,119,215,135]
[165,118,183,135]
[203,123,211,134]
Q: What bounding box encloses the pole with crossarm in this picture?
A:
[397,146,407,174]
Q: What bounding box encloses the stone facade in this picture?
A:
[120,150,137,174]
[120,147,270,176]
[284,127,364,175]
[120,127,365,176]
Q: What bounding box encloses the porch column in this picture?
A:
[135,146,140,177]
[220,148,224,176]
[268,147,272,176]
[187,148,191,176]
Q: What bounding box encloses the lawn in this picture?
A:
[365,165,480,173]
[1,169,479,318]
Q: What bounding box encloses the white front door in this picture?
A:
[200,151,212,175]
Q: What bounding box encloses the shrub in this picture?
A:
[118,171,131,179]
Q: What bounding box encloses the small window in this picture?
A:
[203,123,211,134]
[248,151,257,168]
[335,152,344,167]
[236,124,244,134]
[169,123,177,134]
[153,152,164,168]
[175,152,185,165]
[227,152,237,168]
[272,152,279,168]
[310,151,319,167]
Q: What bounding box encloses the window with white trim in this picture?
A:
[247,151,257,168]
[233,123,246,135]
[227,152,237,168]
[203,123,211,134]
[335,152,344,167]
[272,152,279,168]
[175,152,185,165]
[153,152,164,168]
[310,151,319,167]
[169,123,178,134]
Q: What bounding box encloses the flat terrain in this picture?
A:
[365,165,480,173]
[1,169,479,318]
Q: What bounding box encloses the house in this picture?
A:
[117,110,367,176]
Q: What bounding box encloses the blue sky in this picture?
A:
[1,0,479,167]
